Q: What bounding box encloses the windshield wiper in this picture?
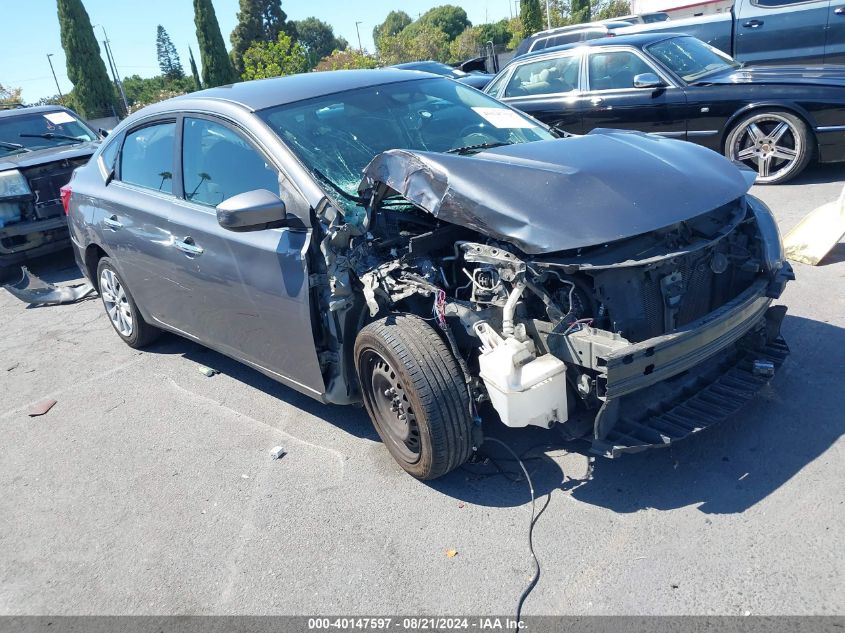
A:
[20,132,84,142]
[0,140,28,150]
[446,141,513,155]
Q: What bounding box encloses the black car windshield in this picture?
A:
[0,110,97,154]
[259,77,553,204]
[646,36,741,82]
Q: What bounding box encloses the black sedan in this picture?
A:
[485,33,845,184]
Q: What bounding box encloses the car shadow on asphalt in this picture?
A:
[143,335,380,442]
[782,162,844,186]
[429,315,844,514]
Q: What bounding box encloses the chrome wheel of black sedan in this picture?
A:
[726,111,811,184]
[487,33,845,184]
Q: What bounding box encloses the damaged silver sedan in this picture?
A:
[66,70,793,479]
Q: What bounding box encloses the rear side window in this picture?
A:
[120,122,176,193]
[504,55,581,98]
[752,0,819,6]
[182,117,279,207]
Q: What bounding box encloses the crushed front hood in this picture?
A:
[361,130,756,255]
[0,142,98,172]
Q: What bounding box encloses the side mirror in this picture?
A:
[98,128,110,138]
[216,189,287,232]
[633,73,665,89]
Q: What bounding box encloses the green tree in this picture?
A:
[122,74,196,112]
[449,26,483,63]
[520,0,544,35]
[378,25,450,64]
[314,49,378,71]
[294,17,348,68]
[230,0,297,76]
[241,31,307,81]
[572,0,592,24]
[188,47,203,90]
[372,10,412,49]
[0,84,23,107]
[476,19,514,47]
[156,25,184,79]
[194,0,237,87]
[411,5,471,41]
[595,0,631,20]
[56,0,118,118]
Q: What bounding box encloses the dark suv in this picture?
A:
[0,105,99,275]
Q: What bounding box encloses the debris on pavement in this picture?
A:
[3,267,95,305]
[446,549,458,558]
[784,184,845,265]
[27,399,57,417]
[269,446,286,460]
[197,365,219,377]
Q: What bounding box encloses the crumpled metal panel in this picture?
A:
[361,130,757,255]
[3,266,95,305]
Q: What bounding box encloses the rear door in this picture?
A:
[734,0,829,64]
[94,118,182,323]
[497,51,586,134]
[163,114,325,394]
[581,47,688,137]
[825,0,845,62]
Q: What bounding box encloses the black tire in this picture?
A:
[354,313,473,480]
[724,110,813,185]
[96,257,160,349]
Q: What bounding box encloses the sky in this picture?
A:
[2,0,518,103]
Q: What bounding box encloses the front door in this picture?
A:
[825,0,845,63]
[581,48,688,138]
[163,115,325,395]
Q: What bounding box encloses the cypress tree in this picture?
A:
[156,25,184,79]
[230,0,297,77]
[520,0,544,35]
[188,47,203,91]
[56,0,117,118]
[571,0,592,24]
[193,0,237,87]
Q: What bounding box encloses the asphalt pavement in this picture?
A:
[0,163,842,616]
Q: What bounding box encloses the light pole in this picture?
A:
[46,54,63,99]
[546,0,552,29]
[94,24,129,115]
[355,21,363,51]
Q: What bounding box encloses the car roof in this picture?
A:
[165,69,437,113]
[0,105,76,119]
[518,31,679,61]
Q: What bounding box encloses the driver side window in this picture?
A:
[588,51,655,91]
[182,117,279,207]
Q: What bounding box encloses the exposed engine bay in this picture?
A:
[308,141,794,456]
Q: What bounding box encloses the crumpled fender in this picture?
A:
[360,130,757,255]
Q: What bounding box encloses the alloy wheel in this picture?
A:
[99,268,133,337]
[728,113,803,184]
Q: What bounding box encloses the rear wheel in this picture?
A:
[725,110,812,185]
[97,257,160,348]
[354,313,473,480]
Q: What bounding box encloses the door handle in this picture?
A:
[835,6,844,15]
[103,215,123,230]
[590,97,604,106]
[174,237,204,257]
[742,19,764,27]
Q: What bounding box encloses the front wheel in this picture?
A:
[724,110,812,185]
[354,314,474,480]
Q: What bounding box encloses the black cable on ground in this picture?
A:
[483,437,543,632]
